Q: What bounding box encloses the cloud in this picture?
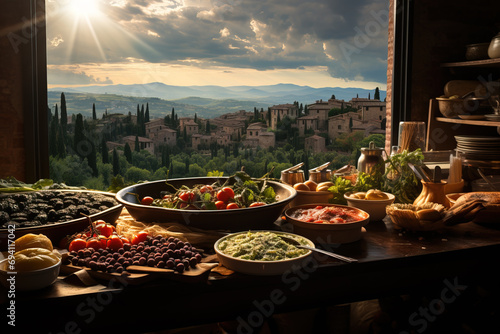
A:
[46,0,388,84]
[47,67,114,85]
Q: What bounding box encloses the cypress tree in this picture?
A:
[73,113,85,158]
[101,138,109,164]
[145,103,150,123]
[49,117,58,157]
[60,93,67,133]
[134,135,140,152]
[87,140,98,177]
[124,143,132,163]
[92,103,97,120]
[56,125,66,158]
[112,149,120,176]
[54,104,59,124]
[374,87,380,100]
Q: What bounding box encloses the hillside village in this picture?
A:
[106,96,386,155]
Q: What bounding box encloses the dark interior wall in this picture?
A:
[0,0,48,182]
[408,0,500,123]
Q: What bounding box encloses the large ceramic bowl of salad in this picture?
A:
[115,173,297,231]
[214,230,314,275]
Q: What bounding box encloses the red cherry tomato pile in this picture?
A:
[64,219,127,252]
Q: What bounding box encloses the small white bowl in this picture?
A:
[0,258,61,291]
[214,231,314,276]
[344,192,395,221]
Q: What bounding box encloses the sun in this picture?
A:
[68,0,102,18]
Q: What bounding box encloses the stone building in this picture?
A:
[191,134,212,150]
[297,115,319,136]
[269,104,298,130]
[123,135,154,154]
[305,135,326,153]
[145,118,177,147]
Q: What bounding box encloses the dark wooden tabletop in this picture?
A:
[3,218,500,332]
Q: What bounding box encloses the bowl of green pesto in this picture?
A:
[214,230,314,275]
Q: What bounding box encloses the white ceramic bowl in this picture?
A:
[284,204,370,244]
[0,257,61,291]
[214,231,314,276]
[344,192,395,221]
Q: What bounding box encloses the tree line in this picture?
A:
[48,92,385,192]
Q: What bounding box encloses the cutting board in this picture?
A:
[61,262,218,285]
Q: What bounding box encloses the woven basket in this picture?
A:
[386,202,446,231]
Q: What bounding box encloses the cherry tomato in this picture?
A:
[68,238,87,252]
[249,202,266,207]
[120,236,130,244]
[200,185,213,194]
[107,235,124,251]
[215,200,227,210]
[217,187,235,202]
[179,191,194,203]
[141,196,154,205]
[226,202,240,209]
[86,237,106,250]
[95,221,115,237]
[131,231,149,245]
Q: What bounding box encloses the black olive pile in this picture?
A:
[0,191,118,229]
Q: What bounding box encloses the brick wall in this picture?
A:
[385,0,394,154]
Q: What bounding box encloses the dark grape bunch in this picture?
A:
[64,235,202,274]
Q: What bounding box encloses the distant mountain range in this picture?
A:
[48,83,386,119]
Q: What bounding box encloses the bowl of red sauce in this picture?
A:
[284,204,370,244]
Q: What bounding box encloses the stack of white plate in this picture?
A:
[455,135,500,161]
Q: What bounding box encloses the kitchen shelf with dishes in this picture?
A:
[426,57,500,153]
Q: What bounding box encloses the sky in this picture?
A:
[46,0,389,90]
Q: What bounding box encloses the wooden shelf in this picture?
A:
[441,58,500,68]
[435,116,500,127]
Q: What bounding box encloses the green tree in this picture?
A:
[56,125,66,158]
[124,143,132,163]
[112,149,120,176]
[73,113,86,158]
[374,87,380,100]
[60,93,67,134]
[145,103,150,123]
[101,138,109,164]
[125,166,151,183]
[134,135,140,152]
[92,103,97,120]
[49,114,58,156]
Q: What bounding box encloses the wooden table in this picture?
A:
[3,217,500,333]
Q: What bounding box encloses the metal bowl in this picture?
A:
[436,97,491,118]
[465,43,490,61]
[115,177,297,231]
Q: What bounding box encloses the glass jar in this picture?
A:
[398,121,426,152]
[357,141,385,175]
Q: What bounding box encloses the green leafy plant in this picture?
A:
[326,149,424,204]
